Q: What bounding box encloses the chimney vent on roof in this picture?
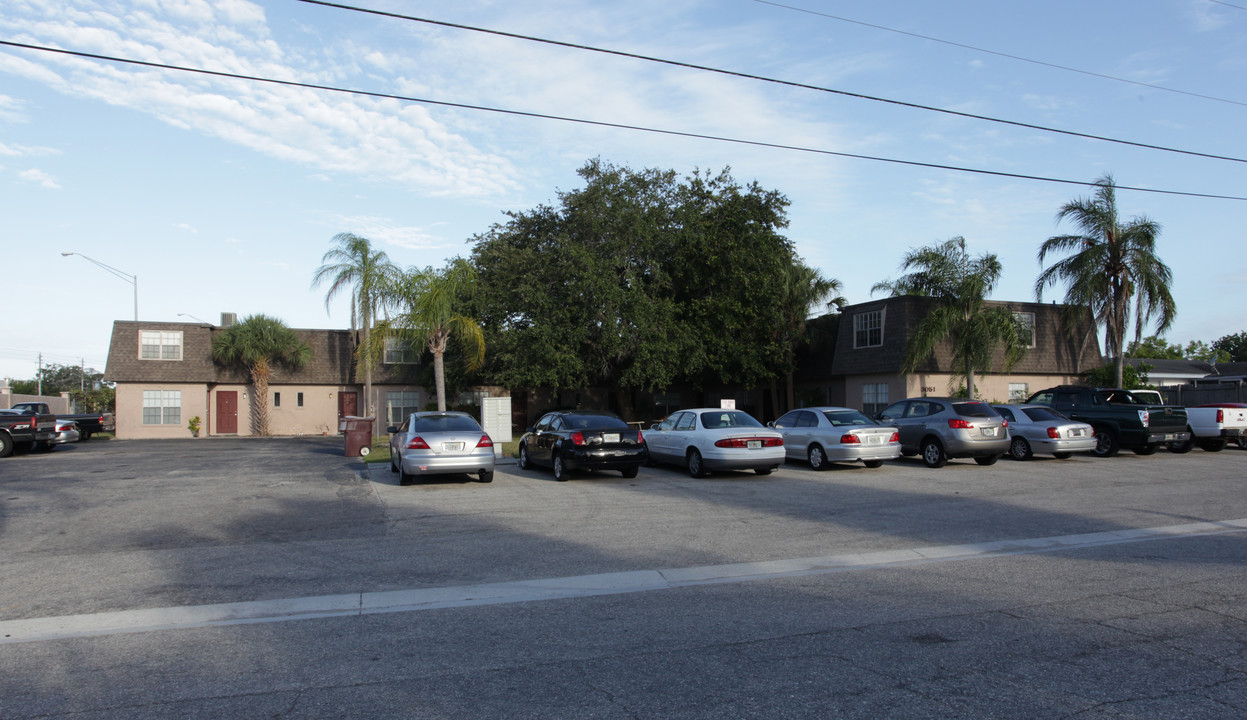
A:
[221,312,237,327]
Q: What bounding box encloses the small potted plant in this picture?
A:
[188,416,202,438]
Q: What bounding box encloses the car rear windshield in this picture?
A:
[412,415,482,432]
[822,410,875,426]
[1021,407,1068,422]
[952,402,999,418]
[700,411,762,429]
[565,414,628,429]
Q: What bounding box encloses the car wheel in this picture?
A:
[1199,438,1229,452]
[863,459,884,469]
[686,448,706,478]
[1009,437,1032,461]
[974,455,999,466]
[478,470,494,483]
[1091,428,1120,458]
[390,455,398,473]
[78,432,91,442]
[921,437,947,468]
[1133,443,1159,456]
[1168,430,1194,454]
[1052,452,1072,459]
[807,444,828,471]
[0,433,13,458]
[621,466,639,479]
[552,453,568,481]
[517,444,530,470]
[754,467,774,476]
[35,440,54,452]
[398,462,413,486]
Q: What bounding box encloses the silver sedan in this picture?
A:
[387,411,496,485]
[643,408,785,477]
[992,404,1097,460]
[770,407,900,469]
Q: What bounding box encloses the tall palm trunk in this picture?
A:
[429,328,450,411]
[249,360,272,436]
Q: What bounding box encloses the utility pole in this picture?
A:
[37,353,43,396]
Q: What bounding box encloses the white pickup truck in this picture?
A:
[1131,391,1247,452]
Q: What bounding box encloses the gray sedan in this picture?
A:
[992,404,1097,460]
[387,411,495,485]
[770,407,900,469]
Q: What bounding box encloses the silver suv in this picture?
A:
[876,398,1010,468]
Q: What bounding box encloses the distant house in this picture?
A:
[103,318,449,439]
[1123,358,1214,387]
[796,296,1103,413]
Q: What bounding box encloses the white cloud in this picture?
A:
[17,168,60,188]
[326,214,455,252]
[173,222,198,233]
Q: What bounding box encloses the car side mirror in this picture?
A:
[525,426,535,434]
[386,425,398,434]
[766,421,775,428]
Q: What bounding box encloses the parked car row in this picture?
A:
[384,386,1234,486]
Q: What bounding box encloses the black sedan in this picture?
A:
[517,410,647,481]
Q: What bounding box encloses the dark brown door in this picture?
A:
[338,392,358,423]
[216,391,238,434]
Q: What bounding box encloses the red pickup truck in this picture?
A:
[0,407,57,457]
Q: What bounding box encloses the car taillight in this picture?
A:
[840,433,861,444]
[406,436,430,449]
[1001,419,1009,427]
[948,418,973,429]
[1217,409,1224,423]
[1047,427,1061,439]
[889,431,899,442]
[713,437,783,448]
[635,430,644,444]
[570,431,585,445]
[476,434,493,448]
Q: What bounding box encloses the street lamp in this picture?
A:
[61,252,137,321]
[177,313,208,324]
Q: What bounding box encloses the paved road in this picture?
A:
[1,437,1245,718]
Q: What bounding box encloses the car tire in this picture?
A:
[478,470,494,483]
[35,440,54,452]
[517,444,530,470]
[621,466,639,479]
[920,437,947,468]
[390,456,398,473]
[552,453,568,482]
[1091,428,1120,458]
[1168,430,1194,454]
[1199,438,1229,452]
[0,433,13,458]
[863,459,884,469]
[398,463,413,486]
[974,455,999,466]
[686,448,706,478]
[1052,452,1072,459]
[1009,437,1032,461]
[78,432,91,442]
[754,467,774,476]
[1133,443,1159,456]
[808,444,828,471]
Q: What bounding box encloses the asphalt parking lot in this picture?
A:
[1,436,1245,718]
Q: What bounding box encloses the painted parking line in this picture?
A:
[3,518,1246,645]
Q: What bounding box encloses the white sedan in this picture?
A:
[769,407,900,469]
[643,408,784,477]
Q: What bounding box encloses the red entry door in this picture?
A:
[216,391,238,434]
[338,392,358,424]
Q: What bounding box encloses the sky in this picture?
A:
[2,0,1245,383]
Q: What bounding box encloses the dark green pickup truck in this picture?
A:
[1025,386,1190,458]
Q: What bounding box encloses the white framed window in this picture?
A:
[142,390,181,425]
[383,337,420,364]
[140,330,182,360]
[862,383,889,417]
[1014,312,1036,349]
[386,391,421,424]
[853,310,883,349]
[1009,382,1029,402]
[455,389,488,407]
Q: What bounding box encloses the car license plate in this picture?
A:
[747,440,762,449]
[1070,429,1084,437]
[1163,433,1178,441]
[866,435,882,444]
[603,433,620,443]
[981,427,996,437]
[443,442,464,451]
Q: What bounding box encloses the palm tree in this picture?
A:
[1035,174,1175,387]
[311,233,398,418]
[777,261,844,413]
[873,237,1027,399]
[211,314,311,436]
[373,258,485,412]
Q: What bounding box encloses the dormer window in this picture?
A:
[140,330,182,360]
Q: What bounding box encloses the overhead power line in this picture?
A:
[2,40,1245,202]
[753,0,1247,108]
[295,0,1247,165]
